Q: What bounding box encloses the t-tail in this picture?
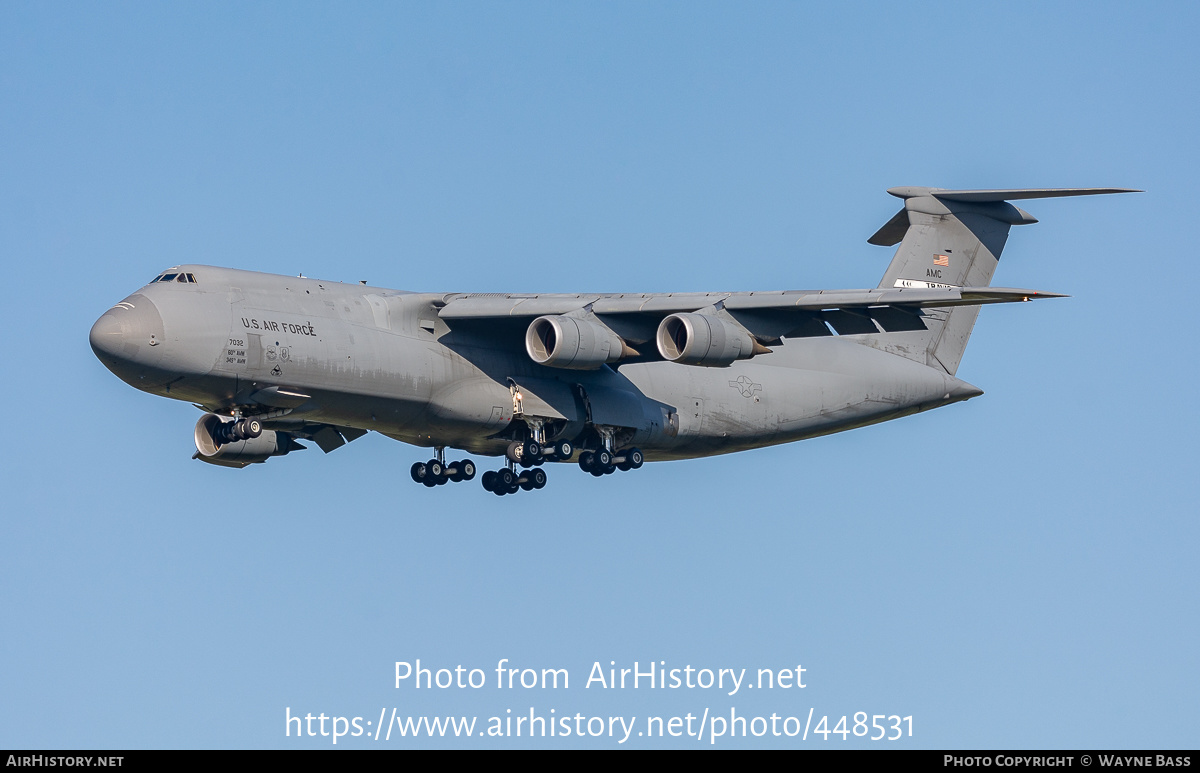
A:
[868,187,1139,375]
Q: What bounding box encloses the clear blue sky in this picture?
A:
[2,1,1195,749]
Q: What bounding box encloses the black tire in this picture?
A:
[460,460,476,481]
[578,451,594,472]
[524,440,541,460]
[244,419,263,438]
[481,470,496,492]
[617,460,632,472]
[628,448,644,469]
[595,449,613,468]
[554,440,573,461]
[428,460,444,479]
[505,440,524,464]
[519,476,535,491]
[410,462,427,483]
[531,468,547,489]
[497,468,516,489]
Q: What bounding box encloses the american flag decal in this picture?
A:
[933,254,950,267]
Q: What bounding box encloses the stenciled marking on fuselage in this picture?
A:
[728,374,763,398]
[225,337,247,366]
[241,318,317,336]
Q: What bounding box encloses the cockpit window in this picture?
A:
[149,271,197,284]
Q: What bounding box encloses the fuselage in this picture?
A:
[90,265,982,463]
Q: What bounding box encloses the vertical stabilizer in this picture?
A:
[868,187,1137,375]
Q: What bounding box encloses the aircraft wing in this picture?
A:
[437,286,1064,347]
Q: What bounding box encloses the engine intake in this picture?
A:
[193,413,299,468]
[656,313,757,367]
[525,315,628,370]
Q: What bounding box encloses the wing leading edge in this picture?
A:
[436,285,1063,350]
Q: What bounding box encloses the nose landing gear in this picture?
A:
[212,417,263,444]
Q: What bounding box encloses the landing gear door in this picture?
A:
[507,377,580,423]
[578,383,651,431]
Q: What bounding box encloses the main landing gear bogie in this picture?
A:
[481,466,547,496]
[579,447,643,477]
[505,439,573,468]
[410,458,477,487]
[408,439,642,495]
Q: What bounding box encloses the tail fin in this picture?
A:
[869,187,1138,375]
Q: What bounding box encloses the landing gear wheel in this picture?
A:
[460,460,476,481]
[505,441,524,464]
[553,440,573,461]
[481,470,497,492]
[427,459,444,479]
[410,462,428,483]
[524,440,541,460]
[594,449,613,469]
[627,448,644,469]
[496,468,517,496]
[530,468,547,489]
[579,451,595,472]
[241,419,263,438]
[519,476,536,491]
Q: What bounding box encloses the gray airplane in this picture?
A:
[90,186,1135,495]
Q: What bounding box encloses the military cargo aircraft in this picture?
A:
[90,186,1135,495]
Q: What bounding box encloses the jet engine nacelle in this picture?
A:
[656,313,756,367]
[193,413,296,468]
[525,315,626,370]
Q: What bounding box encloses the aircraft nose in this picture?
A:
[89,295,167,382]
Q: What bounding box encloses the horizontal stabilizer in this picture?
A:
[719,286,1068,310]
[888,186,1141,202]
